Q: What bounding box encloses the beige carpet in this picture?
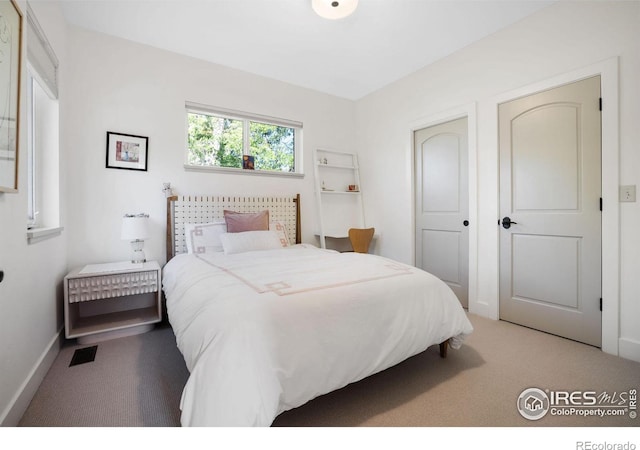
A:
[19,323,188,427]
[18,313,640,427]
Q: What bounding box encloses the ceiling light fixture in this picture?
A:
[312,0,358,20]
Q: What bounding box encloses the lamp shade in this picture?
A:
[312,0,358,20]
[121,214,150,241]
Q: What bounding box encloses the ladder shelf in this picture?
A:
[313,148,367,249]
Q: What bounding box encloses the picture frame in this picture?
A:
[0,0,22,193]
[242,155,255,170]
[105,131,149,171]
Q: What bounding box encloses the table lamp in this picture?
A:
[121,213,150,263]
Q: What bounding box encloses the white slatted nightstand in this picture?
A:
[64,261,162,344]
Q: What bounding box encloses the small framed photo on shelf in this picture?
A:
[106,131,149,171]
[242,155,255,170]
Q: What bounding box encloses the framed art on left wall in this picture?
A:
[0,0,22,193]
[106,131,149,171]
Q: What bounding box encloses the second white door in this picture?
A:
[415,117,469,308]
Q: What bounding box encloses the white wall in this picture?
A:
[355,1,640,361]
[63,27,355,268]
[1,4,355,424]
[0,1,68,425]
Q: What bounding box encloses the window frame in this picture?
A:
[26,69,36,228]
[184,102,304,177]
[26,64,62,241]
[25,4,63,243]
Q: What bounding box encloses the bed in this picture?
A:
[162,194,473,426]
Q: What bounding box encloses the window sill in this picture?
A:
[184,164,304,179]
[27,226,64,244]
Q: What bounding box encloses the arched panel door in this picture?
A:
[414,117,468,308]
[498,76,602,347]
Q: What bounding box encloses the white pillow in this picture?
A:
[269,221,291,247]
[219,230,284,255]
[184,222,227,254]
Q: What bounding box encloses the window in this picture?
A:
[187,113,243,168]
[27,69,59,229]
[185,103,302,175]
[249,121,295,172]
[26,5,61,241]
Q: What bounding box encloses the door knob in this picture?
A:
[463,220,469,227]
[501,216,518,229]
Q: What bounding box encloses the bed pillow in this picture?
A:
[219,230,283,255]
[269,221,291,247]
[223,210,269,233]
[184,222,227,254]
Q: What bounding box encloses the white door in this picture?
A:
[415,117,469,308]
[499,76,602,347]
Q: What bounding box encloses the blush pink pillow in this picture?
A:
[223,210,270,233]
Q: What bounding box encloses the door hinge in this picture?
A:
[600,197,603,211]
[599,98,602,111]
[600,298,603,311]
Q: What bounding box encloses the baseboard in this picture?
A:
[0,327,64,427]
[618,337,640,363]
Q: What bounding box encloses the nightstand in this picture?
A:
[63,261,162,344]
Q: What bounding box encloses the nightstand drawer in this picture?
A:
[67,270,158,303]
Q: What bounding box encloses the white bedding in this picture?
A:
[162,244,473,426]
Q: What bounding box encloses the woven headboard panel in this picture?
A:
[166,194,301,261]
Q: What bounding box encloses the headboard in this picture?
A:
[166,194,301,261]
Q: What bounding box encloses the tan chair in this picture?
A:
[348,228,375,253]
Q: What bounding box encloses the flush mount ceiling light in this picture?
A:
[312,0,358,20]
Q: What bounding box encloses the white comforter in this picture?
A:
[162,244,473,426]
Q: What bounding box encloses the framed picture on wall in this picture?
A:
[0,0,22,193]
[105,131,149,171]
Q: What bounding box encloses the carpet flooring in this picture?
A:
[18,313,640,428]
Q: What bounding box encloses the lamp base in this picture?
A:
[131,253,146,264]
[130,240,146,264]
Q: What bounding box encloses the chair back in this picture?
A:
[348,228,375,253]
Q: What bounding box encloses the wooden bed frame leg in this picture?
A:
[439,340,449,358]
